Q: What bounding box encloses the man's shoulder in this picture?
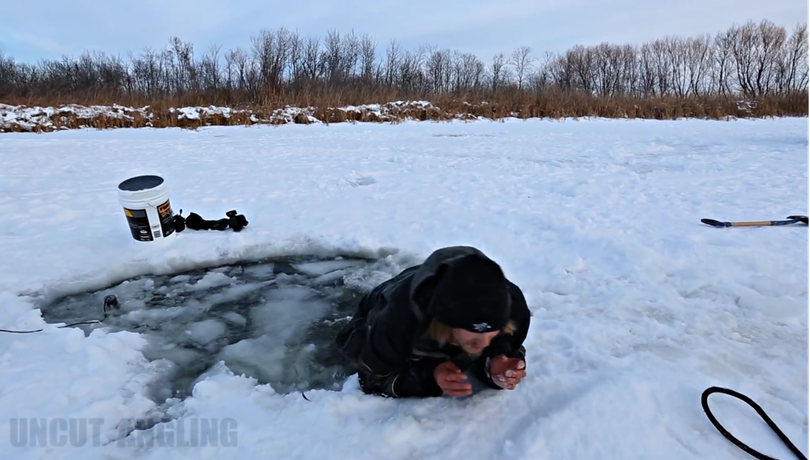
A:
[506,279,527,304]
[505,280,531,319]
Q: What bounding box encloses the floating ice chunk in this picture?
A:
[203,280,276,306]
[217,336,288,384]
[220,311,247,326]
[185,319,226,345]
[189,361,240,396]
[124,306,186,324]
[141,279,156,290]
[293,260,367,276]
[250,286,332,339]
[121,298,146,312]
[343,269,394,292]
[273,273,308,286]
[182,298,211,318]
[142,340,204,368]
[187,272,234,291]
[165,285,188,298]
[241,263,275,278]
[216,335,319,391]
[311,269,349,286]
[170,275,191,284]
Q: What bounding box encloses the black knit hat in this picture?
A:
[428,254,511,333]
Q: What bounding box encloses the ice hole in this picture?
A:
[38,254,398,410]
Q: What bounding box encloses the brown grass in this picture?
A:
[1,89,806,133]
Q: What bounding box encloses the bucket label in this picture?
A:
[157,199,175,238]
[123,207,153,241]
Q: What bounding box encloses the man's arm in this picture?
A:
[357,300,443,398]
[359,358,444,398]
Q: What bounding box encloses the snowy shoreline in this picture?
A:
[0,100,785,133]
[0,101,451,132]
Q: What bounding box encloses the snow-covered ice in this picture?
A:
[0,117,806,459]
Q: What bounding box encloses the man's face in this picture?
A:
[451,328,500,355]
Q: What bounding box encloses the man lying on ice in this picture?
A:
[335,246,531,398]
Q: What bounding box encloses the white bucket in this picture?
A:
[117,175,176,242]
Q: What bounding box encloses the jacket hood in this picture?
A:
[408,246,491,308]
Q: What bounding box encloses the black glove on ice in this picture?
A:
[172,209,249,233]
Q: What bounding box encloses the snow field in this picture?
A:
[0,117,806,459]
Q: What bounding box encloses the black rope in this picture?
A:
[290,362,312,401]
[0,320,103,334]
[702,386,807,460]
[1,295,116,335]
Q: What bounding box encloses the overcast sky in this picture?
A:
[0,0,806,63]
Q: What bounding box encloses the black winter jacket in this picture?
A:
[335,246,531,398]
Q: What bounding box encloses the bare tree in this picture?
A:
[543,51,570,90]
[489,52,507,92]
[301,36,321,81]
[782,23,809,95]
[509,46,533,90]
[683,35,712,96]
[752,20,787,96]
[730,22,757,96]
[383,39,401,87]
[566,45,594,93]
[711,30,734,95]
[358,33,376,84]
[426,47,453,94]
[0,21,805,117]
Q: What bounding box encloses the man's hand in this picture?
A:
[434,361,472,397]
[488,355,526,390]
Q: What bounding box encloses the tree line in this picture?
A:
[0,18,806,116]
